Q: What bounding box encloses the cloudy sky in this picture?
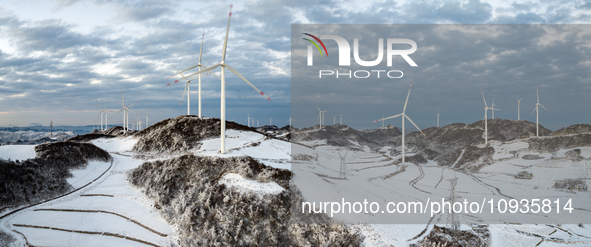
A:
[1,0,591,130]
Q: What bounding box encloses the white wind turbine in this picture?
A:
[333,115,337,125]
[491,96,501,119]
[287,115,293,128]
[480,88,495,145]
[144,110,150,128]
[95,100,106,130]
[315,104,326,129]
[169,4,271,153]
[437,111,439,127]
[531,85,550,137]
[372,83,426,163]
[339,113,345,125]
[517,97,523,120]
[112,90,139,133]
[246,113,254,127]
[168,30,221,117]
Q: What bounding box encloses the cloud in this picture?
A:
[1,0,591,128]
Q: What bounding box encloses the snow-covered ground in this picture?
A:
[292,137,591,246]
[194,129,291,170]
[4,127,591,246]
[219,173,285,195]
[0,137,175,246]
[0,145,36,161]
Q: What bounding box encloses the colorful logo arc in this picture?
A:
[302,33,328,57]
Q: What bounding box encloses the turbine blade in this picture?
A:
[372,113,402,123]
[225,63,271,101]
[113,108,124,116]
[128,100,140,108]
[170,64,200,78]
[531,106,537,116]
[536,85,539,103]
[316,104,321,111]
[185,63,221,80]
[173,65,190,82]
[405,115,426,137]
[539,104,550,113]
[402,83,412,113]
[128,109,138,115]
[180,82,188,106]
[209,70,221,80]
[480,87,488,107]
[96,100,102,110]
[221,4,233,62]
[199,29,204,64]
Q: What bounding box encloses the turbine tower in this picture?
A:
[170,4,271,153]
[437,111,439,127]
[333,115,337,125]
[531,85,550,137]
[517,97,523,120]
[339,113,345,125]
[168,30,221,117]
[372,83,426,163]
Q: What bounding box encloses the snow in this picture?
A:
[1,148,175,247]
[193,129,291,170]
[4,126,591,246]
[67,161,110,189]
[0,145,36,161]
[90,136,138,153]
[219,173,284,195]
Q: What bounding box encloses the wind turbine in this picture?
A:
[167,30,221,117]
[169,4,271,153]
[246,113,254,127]
[95,100,106,130]
[437,111,439,127]
[491,96,501,119]
[144,110,150,128]
[333,115,337,125]
[287,115,294,129]
[315,104,326,129]
[531,85,550,137]
[112,90,139,133]
[339,113,345,125]
[372,83,426,163]
[517,97,523,120]
[480,88,495,145]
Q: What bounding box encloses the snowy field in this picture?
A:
[0,130,293,246]
[292,137,591,246]
[0,137,176,246]
[3,128,591,246]
[0,145,36,161]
